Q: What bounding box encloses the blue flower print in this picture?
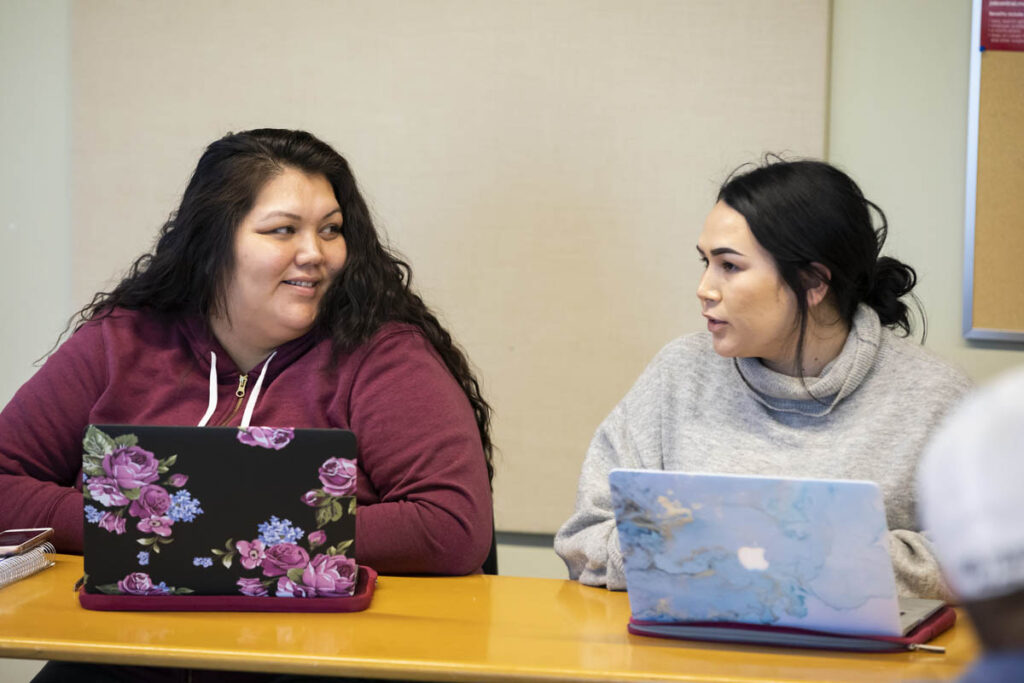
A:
[84,505,104,524]
[167,490,204,523]
[137,551,150,566]
[192,557,214,568]
[257,516,305,546]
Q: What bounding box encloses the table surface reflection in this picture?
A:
[0,555,978,682]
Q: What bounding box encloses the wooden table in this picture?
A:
[0,555,978,682]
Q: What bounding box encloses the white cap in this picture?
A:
[917,366,1024,601]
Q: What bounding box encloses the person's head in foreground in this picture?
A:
[918,367,1024,675]
[699,158,918,377]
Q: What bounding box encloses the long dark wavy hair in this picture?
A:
[717,157,923,379]
[72,128,493,482]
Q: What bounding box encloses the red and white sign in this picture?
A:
[982,0,1024,51]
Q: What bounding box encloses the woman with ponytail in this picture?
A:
[556,158,970,599]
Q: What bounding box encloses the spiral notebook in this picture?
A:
[0,542,56,590]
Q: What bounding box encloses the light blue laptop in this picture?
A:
[609,469,942,637]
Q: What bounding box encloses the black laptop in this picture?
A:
[82,424,358,599]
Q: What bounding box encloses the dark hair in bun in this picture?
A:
[718,156,922,376]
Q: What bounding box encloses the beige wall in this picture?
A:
[0,0,72,407]
[829,0,1024,380]
[0,2,70,672]
[70,0,829,535]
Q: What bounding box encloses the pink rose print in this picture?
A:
[302,554,358,597]
[102,446,160,490]
[237,577,269,597]
[128,484,171,519]
[167,473,189,487]
[87,477,129,507]
[301,490,319,507]
[307,530,326,548]
[98,512,126,535]
[260,543,309,577]
[117,572,168,595]
[236,427,294,450]
[275,576,315,598]
[137,515,174,537]
[236,539,266,570]
[318,457,357,497]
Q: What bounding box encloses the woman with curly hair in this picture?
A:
[0,128,494,579]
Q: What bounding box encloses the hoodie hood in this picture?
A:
[179,315,322,385]
[179,315,324,427]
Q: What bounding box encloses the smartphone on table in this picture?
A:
[0,527,53,557]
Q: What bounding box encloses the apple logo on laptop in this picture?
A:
[737,546,769,571]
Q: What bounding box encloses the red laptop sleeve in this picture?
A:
[628,604,956,653]
[79,565,377,612]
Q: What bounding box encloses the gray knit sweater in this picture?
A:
[554,305,971,599]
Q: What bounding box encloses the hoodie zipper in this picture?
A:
[217,374,248,426]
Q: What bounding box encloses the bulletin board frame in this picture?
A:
[963,0,1024,342]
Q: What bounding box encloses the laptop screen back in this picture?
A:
[83,424,357,598]
[609,469,902,636]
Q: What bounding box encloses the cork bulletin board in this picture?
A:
[964,0,1024,341]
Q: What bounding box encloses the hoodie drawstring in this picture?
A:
[240,350,276,429]
[197,352,219,427]
[197,350,277,428]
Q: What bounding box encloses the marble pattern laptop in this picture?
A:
[609,469,931,637]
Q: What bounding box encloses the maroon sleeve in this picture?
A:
[0,323,109,553]
[348,328,493,575]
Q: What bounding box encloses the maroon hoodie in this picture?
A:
[0,309,492,575]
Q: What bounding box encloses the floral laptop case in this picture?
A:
[81,424,358,600]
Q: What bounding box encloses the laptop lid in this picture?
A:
[609,469,903,636]
[83,425,357,598]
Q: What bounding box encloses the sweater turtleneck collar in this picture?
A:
[733,304,882,417]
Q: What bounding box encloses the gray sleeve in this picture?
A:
[553,409,634,590]
[888,530,953,601]
[884,359,970,602]
[554,354,667,590]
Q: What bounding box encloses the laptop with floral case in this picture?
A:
[82,424,358,599]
